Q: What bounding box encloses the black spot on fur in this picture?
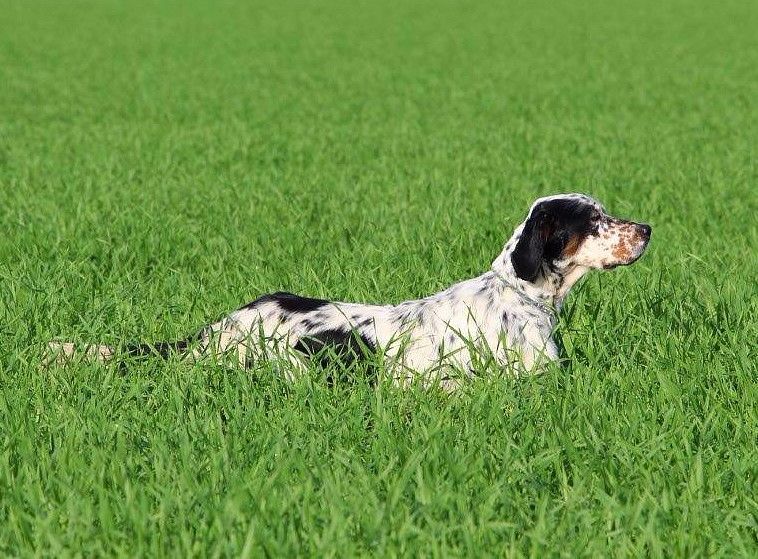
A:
[294,328,375,365]
[293,328,377,386]
[239,291,329,314]
[274,292,330,313]
[301,318,322,330]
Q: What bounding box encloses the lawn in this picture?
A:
[1,0,756,556]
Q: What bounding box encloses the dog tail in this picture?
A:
[43,341,115,367]
[43,337,197,368]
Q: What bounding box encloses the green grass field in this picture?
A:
[1,0,757,555]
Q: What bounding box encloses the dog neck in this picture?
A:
[491,229,590,310]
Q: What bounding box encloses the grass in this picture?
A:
[1,0,756,555]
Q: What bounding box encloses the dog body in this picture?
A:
[198,272,556,385]
[48,193,651,388]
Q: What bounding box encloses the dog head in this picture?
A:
[510,194,651,283]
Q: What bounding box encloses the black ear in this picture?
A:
[511,212,548,282]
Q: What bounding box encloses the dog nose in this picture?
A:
[637,224,652,239]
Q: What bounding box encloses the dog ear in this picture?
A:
[511,211,549,282]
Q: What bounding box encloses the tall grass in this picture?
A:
[0,0,756,555]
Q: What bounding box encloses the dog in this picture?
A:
[46,193,651,389]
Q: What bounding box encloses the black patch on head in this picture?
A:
[239,291,330,314]
[293,328,377,386]
[511,198,597,282]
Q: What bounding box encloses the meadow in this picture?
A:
[0,0,756,556]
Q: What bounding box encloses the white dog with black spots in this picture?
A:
[47,193,651,390]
